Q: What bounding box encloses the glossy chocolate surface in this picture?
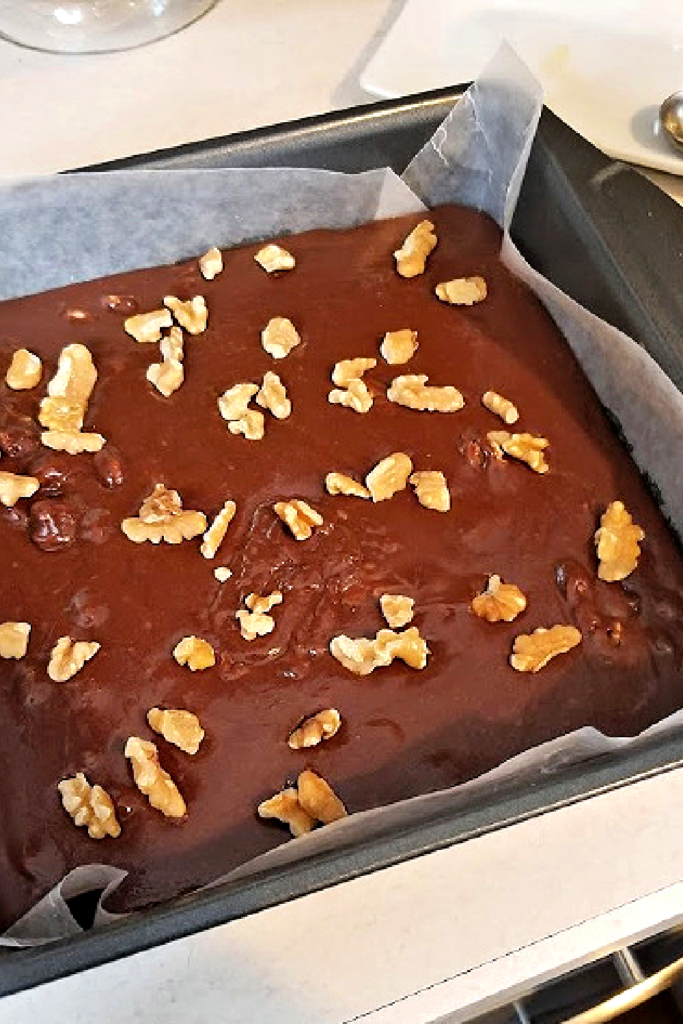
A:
[2,206,683,928]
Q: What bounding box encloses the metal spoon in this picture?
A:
[660,91,683,152]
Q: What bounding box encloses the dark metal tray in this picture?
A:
[3,88,683,999]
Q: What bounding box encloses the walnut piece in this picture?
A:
[147,326,185,397]
[5,349,43,390]
[331,358,377,387]
[230,409,265,441]
[125,736,186,818]
[380,594,414,629]
[261,317,301,359]
[330,625,429,675]
[328,378,373,414]
[199,246,223,280]
[124,308,173,344]
[595,500,644,582]
[409,470,450,512]
[0,470,40,507]
[173,635,216,671]
[164,295,208,335]
[482,390,519,425]
[387,374,464,413]
[214,567,232,582]
[365,452,413,502]
[325,472,370,499]
[435,276,488,305]
[58,774,121,839]
[487,431,549,474]
[274,499,323,540]
[510,625,582,672]
[147,707,205,755]
[122,483,206,544]
[393,220,437,278]
[217,382,265,440]
[0,621,30,659]
[254,244,296,273]
[48,636,101,682]
[380,329,418,365]
[257,789,314,837]
[39,343,105,454]
[256,371,291,419]
[471,575,527,623]
[288,708,342,749]
[237,591,283,641]
[297,769,347,824]
[201,499,237,559]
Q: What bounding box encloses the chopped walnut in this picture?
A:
[201,499,237,559]
[255,244,296,273]
[124,308,173,344]
[58,774,121,840]
[331,358,377,387]
[256,371,291,419]
[595,500,645,582]
[510,625,582,672]
[387,374,464,413]
[217,382,265,440]
[147,707,205,755]
[409,470,450,512]
[261,317,301,360]
[173,635,216,671]
[482,390,519,425]
[125,736,186,818]
[5,349,43,390]
[164,295,208,335]
[393,220,437,278]
[0,470,40,507]
[39,344,105,454]
[245,591,283,614]
[325,472,370,499]
[236,608,276,641]
[328,378,373,414]
[297,770,347,824]
[47,636,101,682]
[0,621,30,659]
[435,276,488,305]
[380,330,418,365]
[472,575,527,623]
[365,452,413,502]
[330,625,429,675]
[147,327,185,397]
[288,708,342,749]
[380,594,414,629]
[229,409,265,441]
[257,788,314,837]
[122,484,207,544]
[274,499,323,540]
[199,247,223,280]
[487,431,549,474]
[214,566,232,582]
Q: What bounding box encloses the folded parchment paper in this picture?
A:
[3,45,683,947]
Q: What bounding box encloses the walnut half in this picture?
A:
[274,499,323,540]
[173,635,216,671]
[393,220,437,278]
[47,636,100,682]
[595,500,644,582]
[365,452,413,502]
[435,276,487,306]
[147,707,205,755]
[510,625,582,672]
[125,737,186,818]
[254,244,296,273]
[380,329,418,365]
[201,499,237,559]
[199,247,223,280]
[482,390,519,425]
[58,774,121,840]
[257,789,314,837]
[330,625,428,676]
[5,349,43,390]
[387,375,464,413]
[325,472,370,499]
[0,471,40,507]
[409,470,450,512]
[472,575,527,623]
[164,295,208,335]
[487,431,549,474]
[258,770,347,837]
[380,594,414,629]
[121,484,207,544]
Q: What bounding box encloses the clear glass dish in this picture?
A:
[0,1,219,54]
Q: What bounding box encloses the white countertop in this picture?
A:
[1,3,683,1021]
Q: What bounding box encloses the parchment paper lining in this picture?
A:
[3,45,683,946]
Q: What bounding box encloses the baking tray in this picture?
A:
[2,87,683,998]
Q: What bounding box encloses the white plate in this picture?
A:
[361,0,683,175]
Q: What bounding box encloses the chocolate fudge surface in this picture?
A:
[1,205,682,928]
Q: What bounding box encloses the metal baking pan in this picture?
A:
[2,88,683,998]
